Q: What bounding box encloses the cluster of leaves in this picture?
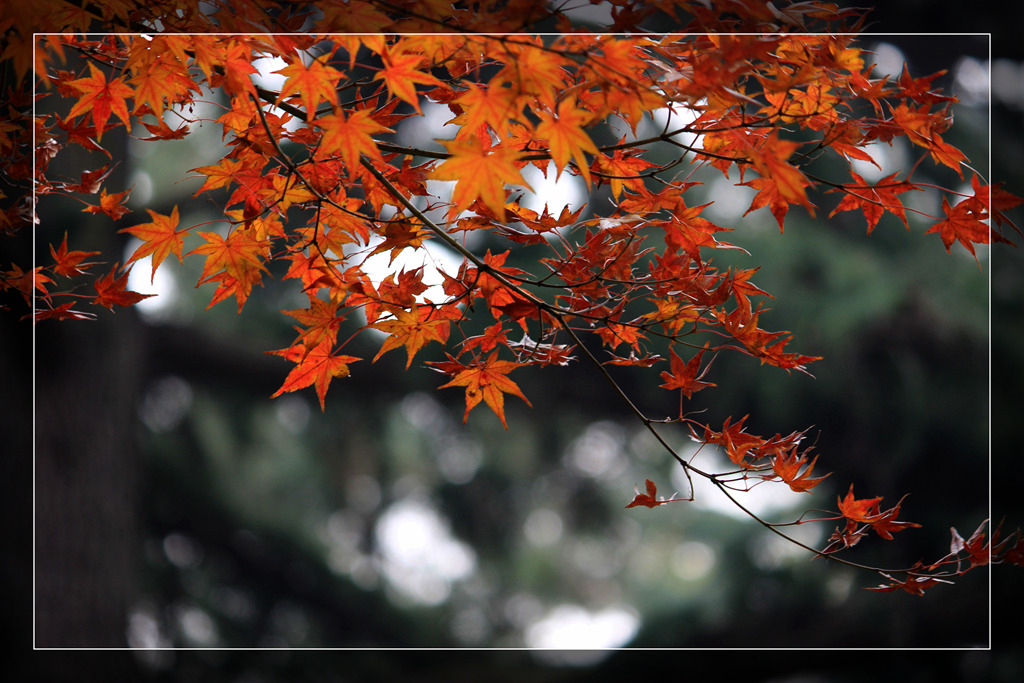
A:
[5,0,1024,596]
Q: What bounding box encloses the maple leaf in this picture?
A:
[33,301,97,322]
[368,220,430,264]
[65,165,114,194]
[925,195,989,263]
[595,321,646,351]
[315,108,391,169]
[49,233,100,277]
[65,62,134,140]
[867,566,954,596]
[188,229,270,311]
[743,175,791,231]
[592,147,657,200]
[821,519,869,555]
[128,48,198,118]
[138,118,191,141]
[491,37,569,110]
[119,206,187,283]
[868,496,921,540]
[770,450,829,493]
[275,55,344,121]
[949,520,990,569]
[270,342,361,411]
[430,138,531,221]
[535,99,598,185]
[191,158,244,196]
[281,297,346,350]
[372,49,444,113]
[431,351,532,429]
[748,133,816,217]
[659,343,716,398]
[450,83,519,137]
[626,479,687,508]
[835,485,920,539]
[701,415,766,468]
[828,171,917,233]
[836,485,884,524]
[218,41,259,98]
[371,305,452,369]
[83,188,132,221]
[93,264,155,309]
[2,264,53,306]
[190,229,268,283]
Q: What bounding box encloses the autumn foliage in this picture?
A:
[5,0,1023,596]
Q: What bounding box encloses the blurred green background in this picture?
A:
[10,12,1024,683]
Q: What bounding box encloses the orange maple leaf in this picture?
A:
[191,158,244,197]
[127,48,198,118]
[450,82,519,137]
[65,62,134,140]
[592,147,656,200]
[430,138,531,221]
[282,297,346,350]
[190,229,268,282]
[868,497,920,540]
[748,133,815,217]
[188,229,270,310]
[270,342,361,411]
[275,56,344,121]
[83,188,132,221]
[836,485,884,524]
[372,49,444,113]
[432,351,532,428]
[950,520,992,569]
[219,41,259,98]
[120,206,187,283]
[371,305,452,368]
[535,99,598,185]
[315,108,391,169]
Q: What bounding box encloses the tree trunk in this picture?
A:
[34,307,145,647]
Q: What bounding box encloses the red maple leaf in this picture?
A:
[49,233,101,277]
[867,565,954,596]
[270,342,361,411]
[65,62,135,140]
[828,171,918,233]
[770,450,829,494]
[949,520,990,569]
[93,264,154,309]
[926,194,990,262]
[659,343,716,398]
[625,479,688,508]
